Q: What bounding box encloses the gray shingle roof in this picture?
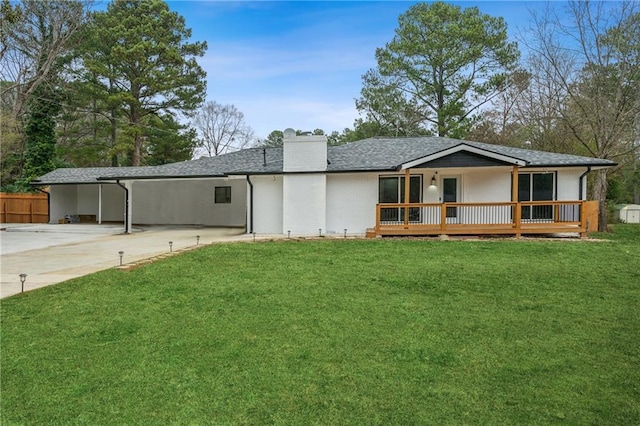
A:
[31,167,140,184]
[326,137,615,170]
[33,137,615,185]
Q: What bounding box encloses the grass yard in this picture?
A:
[2,225,639,424]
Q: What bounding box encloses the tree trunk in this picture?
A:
[132,134,142,166]
[592,168,609,232]
[110,112,118,167]
[634,161,639,204]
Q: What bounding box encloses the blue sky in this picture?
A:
[161,1,544,139]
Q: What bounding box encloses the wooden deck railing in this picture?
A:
[374,201,587,237]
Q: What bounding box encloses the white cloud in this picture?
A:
[212,95,360,139]
[198,33,377,137]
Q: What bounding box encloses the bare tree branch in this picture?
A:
[192,101,255,157]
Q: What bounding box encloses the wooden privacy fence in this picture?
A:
[0,192,49,223]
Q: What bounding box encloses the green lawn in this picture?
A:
[2,226,639,425]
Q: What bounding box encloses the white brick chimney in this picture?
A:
[282,128,327,172]
[282,128,328,235]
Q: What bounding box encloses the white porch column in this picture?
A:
[124,180,133,234]
[98,184,102,224]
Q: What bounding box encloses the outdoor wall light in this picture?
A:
[118,251,124,266]
[430,172,438,188]
[19,273,27,293]
[169,241,173,252]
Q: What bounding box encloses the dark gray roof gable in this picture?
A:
[33,136,616,185]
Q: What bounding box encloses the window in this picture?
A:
[378,175,422,222]
[215,186,231,204]
[518,173,554,220]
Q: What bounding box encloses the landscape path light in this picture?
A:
[118,251,124,266]
[19,273,27,293]
[169,241,173,252]
[196,235,200,246]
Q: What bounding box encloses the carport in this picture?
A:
[106,176,247,233]
[31,165,248,233]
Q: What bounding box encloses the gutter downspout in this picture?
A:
[34,187,50,224]
[116,180,129,234]
[579,167,591,200]
[246,175,254,234]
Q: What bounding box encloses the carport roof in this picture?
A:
[33,136,616,185]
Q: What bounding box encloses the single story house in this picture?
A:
[33,129,615,237]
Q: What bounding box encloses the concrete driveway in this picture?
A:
[0,224,253,299]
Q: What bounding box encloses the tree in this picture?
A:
[358,1,520,138]
[0,100,24,190]
[0,0,88,121]
[143,114,197,165]
[524,1,639,230]
[467,70,532,147]
[0,0,22,61]
[20,82,62,187]
[1,0,88,188]
[192,101,254,157]
[55,68,131,167]
[603,9,640,204]
[258,130,284,148]
[82,0,207,166]
[357,71,429,137]
[327,130,343,146]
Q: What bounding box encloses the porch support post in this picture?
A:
[511,166,518,202]
[403,168,410,227]
[126,181,133,234]
[580,201,587,238]
[512,165,521,237]
[98,184,102,225]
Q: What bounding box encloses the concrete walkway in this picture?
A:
[0,224,267,299]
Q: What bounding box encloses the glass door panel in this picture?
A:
[401,176,422,221]
[532,173,553,219]
[379,177,399,221]
[443,177,458,218]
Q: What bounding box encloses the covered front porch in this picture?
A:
[366,156,597,238]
